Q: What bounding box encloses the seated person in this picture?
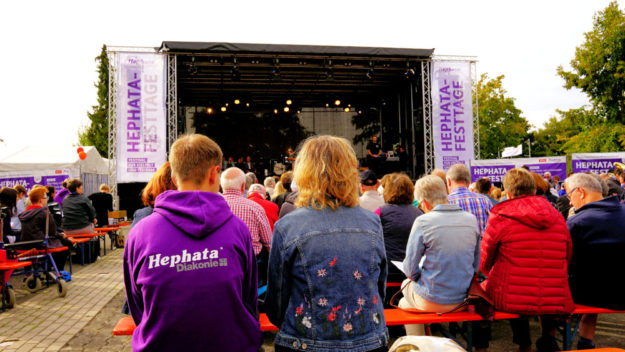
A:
[565,173,625,349]
[481,168,574,352]
[400,175,480,335]
[124,134,261,352]
[0,187,20,243]
[62,179,97,235]
[131,162,176,228]
[19,186,72,271]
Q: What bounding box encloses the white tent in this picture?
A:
[0,146,109,195]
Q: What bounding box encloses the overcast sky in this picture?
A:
[1,0,621,155]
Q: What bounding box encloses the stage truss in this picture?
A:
[105,47,478,209]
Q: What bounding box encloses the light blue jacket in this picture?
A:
[403,204,480,305]
[266,206,388,352]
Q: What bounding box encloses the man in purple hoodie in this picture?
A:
[123,134,262,352]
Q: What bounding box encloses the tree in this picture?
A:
[475,74,530,159]
[557,2,625,123]
[78,45,109,156]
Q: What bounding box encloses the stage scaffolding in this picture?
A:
[105,45,478,209]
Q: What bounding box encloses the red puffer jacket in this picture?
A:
[480,195,574,315]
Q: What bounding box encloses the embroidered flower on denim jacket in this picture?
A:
[373,296,378,305]
[328,312,337,322]
[353,270,362,280]
[357,298,366,306]
[355,306,363,315]
[317,268,327,277]
[329,257,337,266]
[331,306,342,312]
[318,298,328,307]
[295,304,304,316]
[373,313,380,325]
[302,316,311,328]
[343,322,353,332]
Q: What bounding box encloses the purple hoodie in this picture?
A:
[124,190,261,352]
[53,188,70,206]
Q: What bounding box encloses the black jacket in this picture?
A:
[88,192,113,227]
[19,206,63,248]
[567,196,625,309]
[62,193,96,230]
[379,204,423,281]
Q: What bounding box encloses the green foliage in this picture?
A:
[475,74,530,159]
[351,108,380,146]
[78,45,109,156]
[557,1,625,123]
[192,111,311,159]
[532,106,625,155]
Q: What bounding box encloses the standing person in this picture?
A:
[475,178,498,206]
[266,135,388,352]
[400,175,479,335]
[359,170,384,212]
[447,164,493,235]
[564,173,625,350]
[481,168,574,352]
[124,134,261,352]
[366,136,382,175]
[88,184,113,228]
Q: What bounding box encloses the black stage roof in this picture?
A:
[159,41,434,109]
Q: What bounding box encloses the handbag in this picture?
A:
[441,274,495,321]
[389,274,495,321]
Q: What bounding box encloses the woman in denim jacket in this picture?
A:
[266,135,389,352]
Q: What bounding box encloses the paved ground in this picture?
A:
[0,244,624,351]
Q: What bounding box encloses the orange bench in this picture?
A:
[563,305,625,350]
[113,308,519,335]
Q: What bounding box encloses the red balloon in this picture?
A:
[77,147,84,154]
[78,151,87,160]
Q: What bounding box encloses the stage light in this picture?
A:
[234,99,240,105]
[284,106,290,112]
[246,102,250,107]
[225,103,229,107]
[366,60,374,80]
[358,110,363,115]
[286,99,292,105]
[334,99,341,106]
[274,109,279,114]
[207,107,213,114]
[344,107,350,112]
[272,58,281,80]
[348,104,351,108]
[221,106,227,112]
[324,68,334,80]
[297,110,301,114]
[325,103,330,108]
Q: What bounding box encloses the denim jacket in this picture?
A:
[266,206,389,352]
[403,204,480,305]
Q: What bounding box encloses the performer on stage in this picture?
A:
[366,136,382,174]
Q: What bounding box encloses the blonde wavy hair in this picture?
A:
[294,135,359,210]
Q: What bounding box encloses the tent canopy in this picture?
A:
[0,146,108,175]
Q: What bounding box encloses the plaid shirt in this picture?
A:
[448,187,493,234]
[223,189,272,255]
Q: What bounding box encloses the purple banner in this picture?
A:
[0,174,69,192]
[572,158,621,174]
[471,157,567,183]
[471,165,515,183]
[431,61,474,171]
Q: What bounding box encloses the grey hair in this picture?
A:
[264,177,276,188]
[249,183,266,195]
[221,167,246,191]
[565,173,603,194]
[447,164,471,184]
[587,172,609,196]
[414,175,448,207]
[245,172,258,190]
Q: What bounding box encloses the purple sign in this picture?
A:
[471,165,514,183]
[526,162,567,181]
[0,174,69,192]
[572,158,621,174]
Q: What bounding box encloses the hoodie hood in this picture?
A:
[18,206,44,223]
[153,190,233,239]
[491,195,560,230]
